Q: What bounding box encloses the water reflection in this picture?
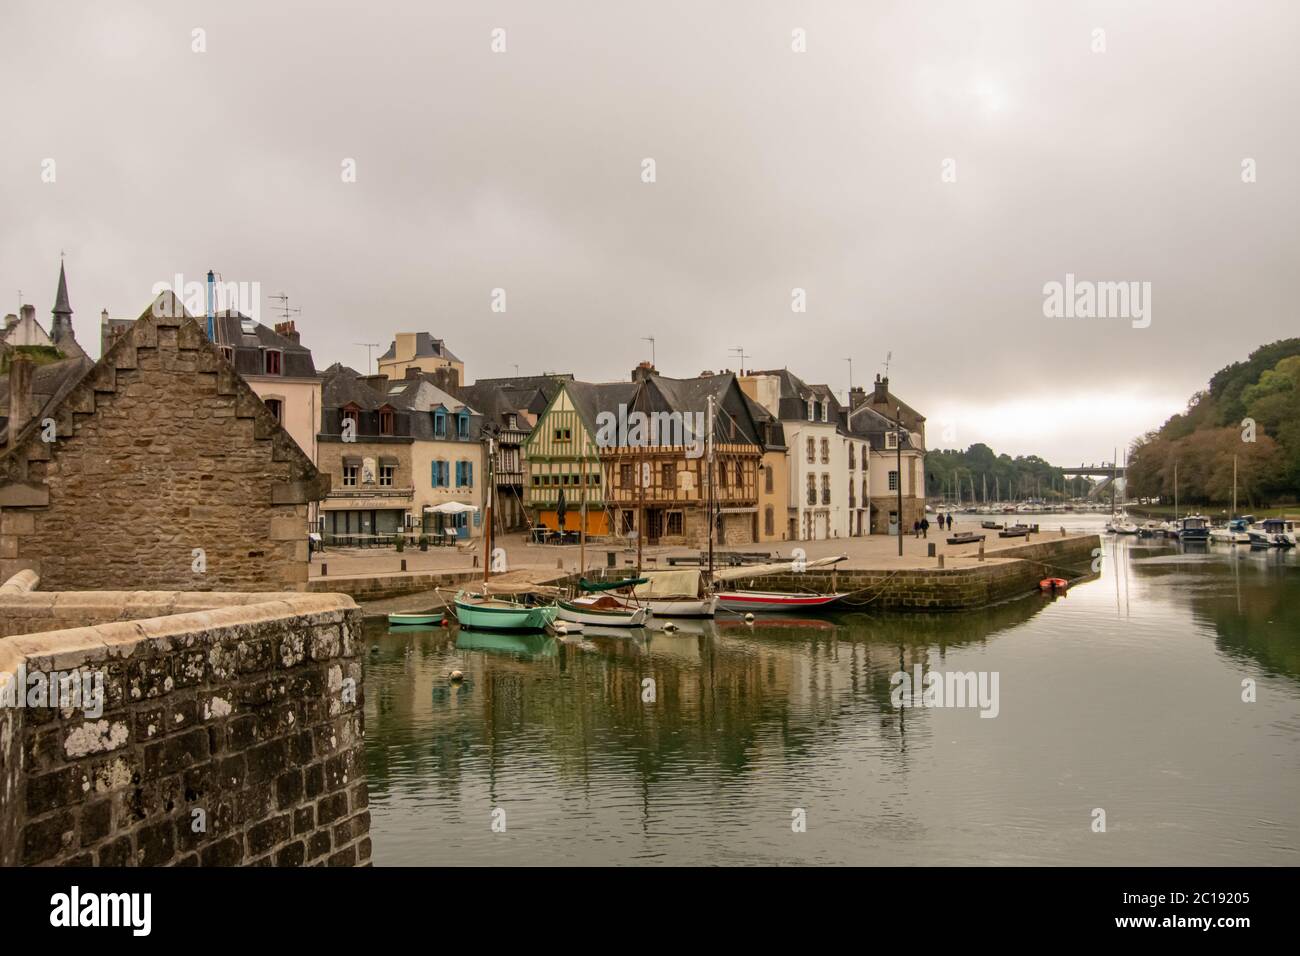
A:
[363,527,1300,866]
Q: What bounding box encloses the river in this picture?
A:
[361,514,1300,865]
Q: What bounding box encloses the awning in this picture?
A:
[424,501,480,514]
[342,456,362,466]
[379,456,398,466]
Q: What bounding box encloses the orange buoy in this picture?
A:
[1039,577,1068,591]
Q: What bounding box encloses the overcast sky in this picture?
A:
[3,0,1296,464]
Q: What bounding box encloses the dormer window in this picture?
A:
[820,400,828,422]
[806,399,815,421]
[508,414,518,430]
[456,411,469,439]
[379,407,395,435]
[885,431,898,450]
[264,349,282,375]
[433,409,446,438]
[264,398,283,424]
[341,404,360,433]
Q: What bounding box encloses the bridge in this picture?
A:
[1057,464,1125,477]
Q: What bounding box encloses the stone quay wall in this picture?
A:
[725,534,1101,611]
[0,588,368,867]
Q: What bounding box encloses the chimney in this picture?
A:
[872,374,890,404]
[3,314,16,332]
[360,373,389,393]
[7,355,33,450]
[849,386,867,411]
[274,320,300,345]
[631,361,657,383]
[20,304,36,328]
[430,366,459,393]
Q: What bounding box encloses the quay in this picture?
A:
[307,517,1101,614]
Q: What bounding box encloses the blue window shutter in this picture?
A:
[455,461,463,487]
[466,461,473,486]
[431,461,437,487]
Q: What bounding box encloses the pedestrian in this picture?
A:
[921,516,929,538]
[912,519,920,538]
[947,513,953,531]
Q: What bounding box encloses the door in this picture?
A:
[646,508,664,544]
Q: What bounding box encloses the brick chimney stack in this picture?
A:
[3,314,16,332]
[631,361,657,382]
[274,320,300,345]
[849,385,867,411]
[872,374,890,405]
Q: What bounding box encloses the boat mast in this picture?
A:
[1231,455,1237,517]
[1174,461,1179,521]
[706,394,715,587]
[579,445,587,579]
[636,387,645,575]
[484,435,494,586]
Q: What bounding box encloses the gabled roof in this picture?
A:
[2,291,320,480]
[321,363,387,410]
[845,403,920,451]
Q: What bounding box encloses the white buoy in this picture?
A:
[554,622,568,635]
[744,613,755,623]
[663,622,678,632]
[449,670,464,682]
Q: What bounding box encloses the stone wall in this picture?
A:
[0,590,368,867]
[0,307,327,590]
[730,534,1101,611]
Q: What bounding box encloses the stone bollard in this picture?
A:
[977,544,984,563]
[321,563,328,576]
[938,554,945,569]
[1060,527,1066,536]
[927,543,936,558]
[557,558,563,569]
[400,559,407,572]
[473,555,479,567]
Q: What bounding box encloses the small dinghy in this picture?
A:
[387,612,442,626]
[1039,577,1068,591]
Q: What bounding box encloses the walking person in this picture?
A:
[921,516,929,539]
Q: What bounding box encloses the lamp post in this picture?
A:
[896,405,904,557]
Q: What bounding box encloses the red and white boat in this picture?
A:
[714,590,848,613]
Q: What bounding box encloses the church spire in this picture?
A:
[50,259,85,359]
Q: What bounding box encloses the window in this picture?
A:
[532,475,540,486]
[821,473,831,505]
[554,427,572,442]
[379,464,394,487]
[764,506,774,536]
[820,400,828,422]
[889,470,899,491]
[735,461,743,487]
[220,346,234,365]
[620,463,634,487]
[340,407,358,432]
[765,465,774,494]
[885,432,898,450]
[264,350,282,375]
[718,462,728,488]
[820,438,829,463]
[457,412,469,439]
[848,445,856,470]
[455,461,474,487]
[343,465,358,487]
[434,410,446,438]
[264,398,283,423]
[661,462,676,490]
[807,399,815,421]
[588,472,600,485]
[508,414,518,430]
[667,511,684,536]
[806,474,816,506]
[806,437,815,464]
[379,408,394,435]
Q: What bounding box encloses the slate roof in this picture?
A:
[746,368,844,424]
[0,355,94,445]
[379,332,461,364]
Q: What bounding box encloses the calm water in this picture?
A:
[362,514,1300,865]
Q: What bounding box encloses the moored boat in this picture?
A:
[387,612,442,626]
[1177,515,1210,542]
[715,590,848,614]
[452,591,559,631]
[631,569,719,618]
[557,593,649,627]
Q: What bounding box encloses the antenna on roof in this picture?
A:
[883,350,892,379]
[269,292,301,324]
[642,336,656,367]
[730,346,749,376]
[355,343,380,375]
[844,356,853,392]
